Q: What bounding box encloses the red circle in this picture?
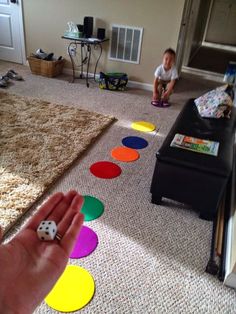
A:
[90,161,122,179]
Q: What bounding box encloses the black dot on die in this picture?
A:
[42,222,45,225]
[41,237,44,240]
[46,227,49,230]
[53,229,55,232]
[49,222,51,224]
[46,232,49,235]
[39,227,42,230]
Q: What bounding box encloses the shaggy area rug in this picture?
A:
[0,91,115,234]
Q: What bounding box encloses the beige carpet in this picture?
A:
[0,91,115,234]
[1,61,236,314]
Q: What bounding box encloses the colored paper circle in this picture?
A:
[45,265,95,312]
[81,195,104,221]
[122,136,148,149]
[90,161,122,179]
[70,225,98,258]
[131,121,156,132]
[111,146,140,162]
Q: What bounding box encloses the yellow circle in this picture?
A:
[45,265,95,312]
[131,121,156,132]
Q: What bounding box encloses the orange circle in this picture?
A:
[111,146,140,162]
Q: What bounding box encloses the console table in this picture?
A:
[62,36,109,87]
[150,99,236,221]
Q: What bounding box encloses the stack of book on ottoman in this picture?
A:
[170,134,219,157]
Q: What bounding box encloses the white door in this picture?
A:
[205,0,236,45]
[0,0,25,63]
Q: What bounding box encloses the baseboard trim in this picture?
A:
[62,67,153,91]
[181,66,224,83]
[128,80,152,91]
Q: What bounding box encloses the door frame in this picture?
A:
[175,0,194,74]
[176,0,225,81]
[17,0,26,64]
[176,0,236,80]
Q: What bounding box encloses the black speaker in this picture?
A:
[97,28,105,40]
[83,16,93,38]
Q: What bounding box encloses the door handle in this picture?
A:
[10,0,17,3]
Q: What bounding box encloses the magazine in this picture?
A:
[170,133,219,156]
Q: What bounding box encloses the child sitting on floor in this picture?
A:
[152,48,178,107]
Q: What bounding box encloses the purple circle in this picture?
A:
[70,225,98,258]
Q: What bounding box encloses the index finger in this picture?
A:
[24,192,64,230]
[60,212,84,256]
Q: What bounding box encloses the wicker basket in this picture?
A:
[28,56,65,78]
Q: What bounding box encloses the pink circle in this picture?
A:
[70,225,98,258]
[90,161,122,179]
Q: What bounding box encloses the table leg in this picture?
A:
[64,39,106,87]
[80,43,84,79]
[68,42,76,83]
[94,43,103,82]
[86,44,91,88]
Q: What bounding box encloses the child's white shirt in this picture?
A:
[154,64,178,81]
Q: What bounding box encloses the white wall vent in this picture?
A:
[109,24,143,64]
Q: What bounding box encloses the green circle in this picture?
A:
[81,195,104,221]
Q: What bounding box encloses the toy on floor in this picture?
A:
[111,146,140,162]
[81,195,105,221]
[70,225,98,259]
[49,115,151,312]
[122,136,148,149]
[37,220,57,241]
[131,121,156,132]
[45,265,95,312]
[90,161,122,178]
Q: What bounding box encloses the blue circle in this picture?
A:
[122,136,148,149]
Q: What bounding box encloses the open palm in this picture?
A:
[0,191,84,313]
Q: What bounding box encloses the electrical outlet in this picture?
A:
[67,46,76,57]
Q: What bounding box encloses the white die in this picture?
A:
[37,220,57,241]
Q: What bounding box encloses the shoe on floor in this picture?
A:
[151,99,170,108]
[1,75,10,82]
[0,75,9,88]
[6,69,23,81]
[162,100,171,107]
[152,100,168,107]
[151,100,162,107]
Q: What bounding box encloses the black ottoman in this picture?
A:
[150,99,236,220]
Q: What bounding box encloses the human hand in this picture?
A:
[0,190,84,314]
[162,91,170,101]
